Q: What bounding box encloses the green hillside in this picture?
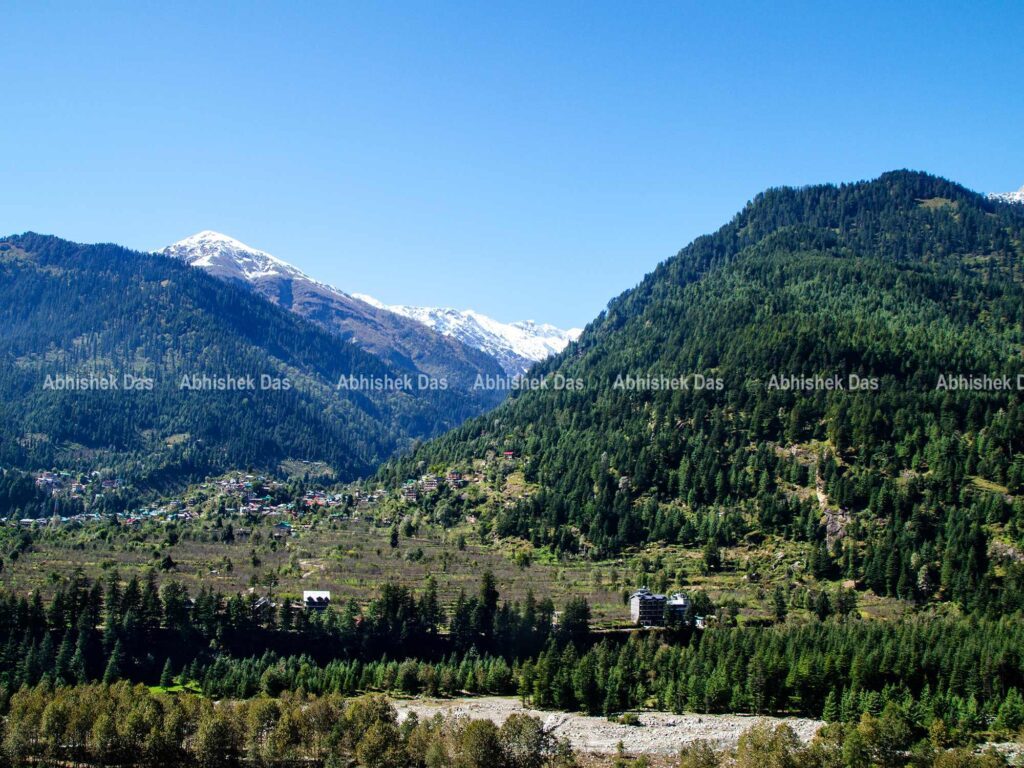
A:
[381,171,1024,612]
[0,234,495,494]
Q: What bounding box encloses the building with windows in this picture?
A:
[629,588,693,626]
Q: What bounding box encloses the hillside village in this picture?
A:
[7,446,527,531]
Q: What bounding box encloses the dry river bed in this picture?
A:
[394,696,824,755]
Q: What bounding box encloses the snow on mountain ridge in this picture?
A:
[353,294,582,375]
[162,231,348,293]
[988,185,1024,204]
[162,232,577,375]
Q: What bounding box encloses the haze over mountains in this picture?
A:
[163,231,579,376]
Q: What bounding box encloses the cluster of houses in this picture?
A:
[400,472,448,502]
[399,470,476,503]
[34,470,120,498]
[212,476,348,518]
[15,512,97,527]
[12,472,350,530]
[401,481,420,503]
[351,487,387,509]
[17,457,516,531]
[25,448,520,524]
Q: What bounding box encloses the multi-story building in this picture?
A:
[629,588,693,626]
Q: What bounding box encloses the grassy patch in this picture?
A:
[971,476,1010,495]
[148,679,203,696]
[917,197,956,210]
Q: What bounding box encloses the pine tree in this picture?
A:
[813,591,832,621]
[103,640,124,685]
[279,598,293,631]
[822,689,839,721]
[160,658,174,688]
[418,576,443,635]
[772,587,788,624]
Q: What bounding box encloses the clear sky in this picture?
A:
[1,2,1021,328]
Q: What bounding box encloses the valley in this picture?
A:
[2,172,1024,768]
[5,4,1024,765]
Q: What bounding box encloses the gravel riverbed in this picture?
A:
[395,696,824,755]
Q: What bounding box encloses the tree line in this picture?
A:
[0,569,585,695]
[2,683,1016,768]
[1,684,575,768]
[0,568,1022,760]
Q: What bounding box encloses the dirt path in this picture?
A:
[394,696,824,755]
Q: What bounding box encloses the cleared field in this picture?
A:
[0,517,630,623]
[1,508,908,624]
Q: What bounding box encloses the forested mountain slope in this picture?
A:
[382,171,1024,611]
[0,234,493,490]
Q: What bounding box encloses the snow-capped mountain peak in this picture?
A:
[988,185,1024,204]
[354,295,582,375]
[161,232,577,375]
[162,231,316,284]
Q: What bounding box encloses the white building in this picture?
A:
[629,588,692,626]
[303,590,331,611]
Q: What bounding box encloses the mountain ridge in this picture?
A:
[989,184,1024,204]
[0,232,494,490]
[162,231,506,400]
[353,293,582,375]
[379,170,1024,612]
[163,231,578,376]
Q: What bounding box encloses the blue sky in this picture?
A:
[1,2,1021,328]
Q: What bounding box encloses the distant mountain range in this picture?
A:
[989,185,1024,204]
[353,294,581,375]
[161,232,505,396]
[163,231,579,376]
[0,227,581,491]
